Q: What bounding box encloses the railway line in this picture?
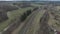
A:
[19,8,41,34]
[11,6,56,34]
[38,11,50,34]
[11,8,42,34]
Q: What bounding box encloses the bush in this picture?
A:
[4,6,18,11]
[20,9,31,22]
[0,4,18,11]
[26,9,31,16]
[0,12,8,22]
[33,7,39,11]
[20,12,27,21]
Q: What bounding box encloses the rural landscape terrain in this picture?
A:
[0,1,60,34]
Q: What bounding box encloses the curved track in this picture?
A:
[11,8,41,34]
[19,8,40,34]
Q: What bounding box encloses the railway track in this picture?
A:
[38,11,50,34]
[11,6,52,34]
[11,7,42,34]
[19,8,41,34]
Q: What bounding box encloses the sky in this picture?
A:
[0,0,60,1]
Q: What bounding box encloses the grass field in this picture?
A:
[0,7,34,32]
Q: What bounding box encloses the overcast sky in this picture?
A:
[0,0,60,1]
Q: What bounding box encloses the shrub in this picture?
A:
[33,7,39,11]
[26,9,31,16]
[0,12,8,22]
[20,12,27,21]
[0,4,18,11]
[20,9,31,22]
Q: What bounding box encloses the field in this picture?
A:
[0,7,34,32]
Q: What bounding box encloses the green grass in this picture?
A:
[7,7,33,19]
[0,7,33,32]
